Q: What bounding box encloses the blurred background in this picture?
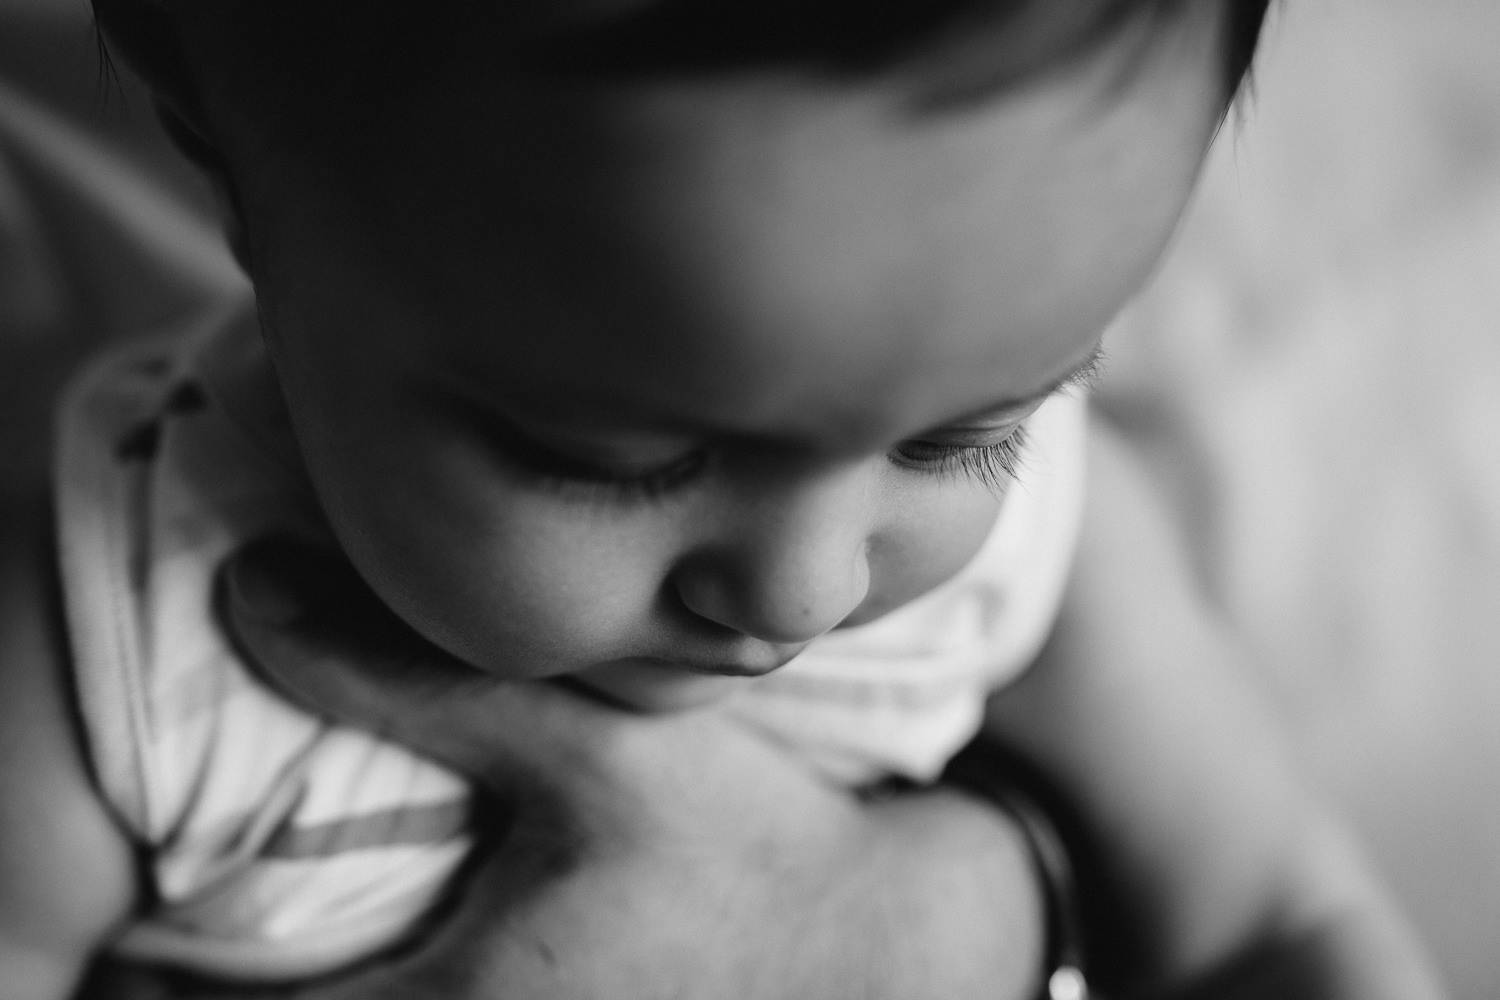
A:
[3,0,1498,996]
[1108,4,1500,996]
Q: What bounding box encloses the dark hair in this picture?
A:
[521,0,1271,105]
[95,0,1271,143]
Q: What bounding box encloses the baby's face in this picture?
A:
[223,7,1224,709]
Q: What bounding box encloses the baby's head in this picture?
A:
[98,0,1267,709]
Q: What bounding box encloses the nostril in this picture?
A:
[667,586,743,641]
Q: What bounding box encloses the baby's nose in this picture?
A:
[674,543,871,646]
[671,473,874,645]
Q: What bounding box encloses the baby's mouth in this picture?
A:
[628,647,805,678]
[569,643,809,712]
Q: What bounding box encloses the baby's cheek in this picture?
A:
[856,490,1003,624]
[417,513,670,678]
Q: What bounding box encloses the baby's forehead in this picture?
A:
[217,4,1227,331]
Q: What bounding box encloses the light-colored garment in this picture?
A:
[54,301,1087,980]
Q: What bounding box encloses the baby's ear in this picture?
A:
[94,0,200,124]
[93,0,254,273]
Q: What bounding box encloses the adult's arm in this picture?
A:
[985,419,1448,999]
[78,535,1048,1000]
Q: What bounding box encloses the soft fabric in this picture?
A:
[53,300,1086,979]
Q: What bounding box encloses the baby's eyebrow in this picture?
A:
[941,344,1106,427]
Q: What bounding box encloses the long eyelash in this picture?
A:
[961,427,1028,487]
[527,458,703,502]
[917,425,1030,492]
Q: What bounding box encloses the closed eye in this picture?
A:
[890,425,1029,491]
[483,412,708,502]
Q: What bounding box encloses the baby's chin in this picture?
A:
[570,660,754,713]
